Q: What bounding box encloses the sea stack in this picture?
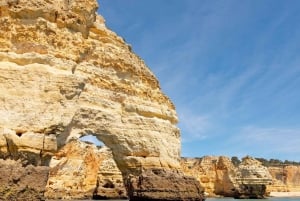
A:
[0,0,204,200]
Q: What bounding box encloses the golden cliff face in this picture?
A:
[0,0,204,200]
[267,165,300,193]
[0,0,179,171]
[181,156,236,197]
[181,156,273,198]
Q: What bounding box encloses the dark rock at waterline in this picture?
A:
[233,184,267,199]
[126,168,205,201]
[0,159,49,201]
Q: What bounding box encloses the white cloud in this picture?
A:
[178,108,210,141]
[229,126,300,159]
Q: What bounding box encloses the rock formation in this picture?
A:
[94,145,128,200]
[0,159,49,201]
[45,140,127,199]
[0,0,203,200]
[234,156,273,198]
[181,156,235,197]
[181,156,272,198]
[267,165,300,193]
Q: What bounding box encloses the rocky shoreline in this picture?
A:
[1,141,299,200]
[181,156,300,199]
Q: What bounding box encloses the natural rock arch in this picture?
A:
[0,0,204,200]
[44,137,127,200]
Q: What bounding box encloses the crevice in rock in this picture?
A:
[5,138,11,158]
[39,134,46,166]
[77,82,85,97]
[44,124,65,136]
[54,11,58,22]
[55,119,75,149]
[71,64,76,74]
[5,137,16,159]
[92,176,100,200]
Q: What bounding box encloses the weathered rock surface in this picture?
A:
[181,156,234,197]
[45,140,127,199]
[267,165,300,193]
[181,156,272,198]
[94,145,128,199]
[0,159,49,201]
[0,128,57,166]
[234,156,272,198]
[0,0,203,200]
[127,169,203,201]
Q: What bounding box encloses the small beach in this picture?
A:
[269,192,300,197]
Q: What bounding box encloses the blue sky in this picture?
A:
[97,0,300,161]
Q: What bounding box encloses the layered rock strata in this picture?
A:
[181,156,235,197]
[234,156,272,198]
[181,156,272,198]
[267,165,300,193]
[0,0,203,200]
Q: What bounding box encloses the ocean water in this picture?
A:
[68,198,300,201]
[207,198,300,201]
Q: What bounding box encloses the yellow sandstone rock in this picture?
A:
[0,0,203,200]
[267,165,300,193]
[45,140,127,199]
[181,156,272,198]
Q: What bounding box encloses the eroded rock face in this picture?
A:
[181,156,236,197]
[0,128,57,166]
[45,140,127,199]
[267,165,300,193]
[127,168,203,201]
[94,145,128,199]
[234,156,272,198]
[0,0,203,200]
[0,159,49,201]
[181,156,272,198]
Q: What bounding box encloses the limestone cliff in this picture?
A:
[0,0,203,200]
[181,156,235,197]
[181,156,272,198]
[267,165,300,193]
